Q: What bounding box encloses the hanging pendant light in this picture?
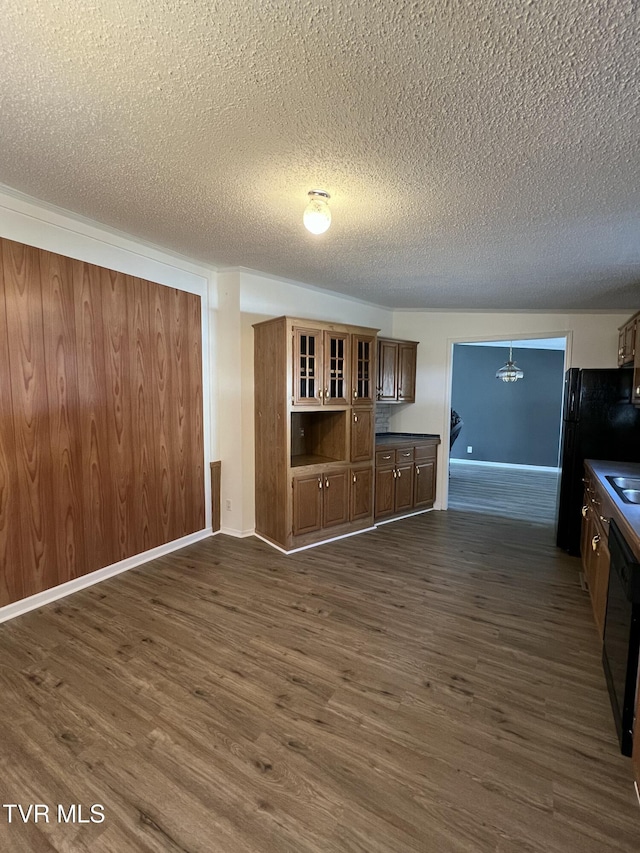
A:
[496,342,524,382]
[303,190,331,234]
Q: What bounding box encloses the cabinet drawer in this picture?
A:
[395,447,414,464]
[414,443,436,461]
[375,450,395,467]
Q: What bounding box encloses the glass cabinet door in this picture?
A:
[293,328,323,405]
[323,331,349,405]
[351,334,376,405]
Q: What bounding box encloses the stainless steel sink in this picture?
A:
[611,477,640,490]
[606,475,640,504]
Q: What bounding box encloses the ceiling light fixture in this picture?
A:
[496,342,524,383]
[303,190,331,235]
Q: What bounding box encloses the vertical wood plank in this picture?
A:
[151,284,173,542]
[0,243,23,606]
[170,287,189,538]
[127,276,160,553]
[2,240,57,598]
[101,266,133,560]
[73,258,115,572]
[188,292,205,531]
[40,248,85,584]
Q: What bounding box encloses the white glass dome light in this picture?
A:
[303,190,331,235]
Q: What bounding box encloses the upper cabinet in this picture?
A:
[617,311,640,407]
[351,333,376,406]
[618,313,638,367]
[293,327,350,406]
[376,338,418,403]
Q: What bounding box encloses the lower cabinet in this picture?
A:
[580,474,612,640]
[374,440,438,520]
[350,466,374,521]
[292,466,373,540]
[292,469,349,536]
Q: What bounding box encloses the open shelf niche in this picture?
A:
[290,410,347,467]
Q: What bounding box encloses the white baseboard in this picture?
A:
[220,526,255,538]
[0,528,213,625]
[375,508,434,526]
[254,526,377,554]
[449,459,560,473]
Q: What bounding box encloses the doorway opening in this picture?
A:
[448,336,567,524]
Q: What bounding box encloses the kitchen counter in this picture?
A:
[375,432,441,447]
[585,459,640,562]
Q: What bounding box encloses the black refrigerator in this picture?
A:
[556,368,640,556]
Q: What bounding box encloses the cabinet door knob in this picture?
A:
[397,469,401,478]
[636,386,640,396]
[318,478,323,489]
[599,515,610,525]
[325,387,329,398]
[591,534,600,551]
[318,389,323,399]
[393,469,397,478]
[325,478,330,488]
[353,474,357,484]
[353,388,358,399]
[416,466,420,475]
[354,415,359,423]
[581,505,589,518]
[382,454,391,460]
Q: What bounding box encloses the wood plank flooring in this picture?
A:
[448,462,560,524]
[0,511,638,852]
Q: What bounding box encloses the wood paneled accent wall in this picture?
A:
[0,237,205,608]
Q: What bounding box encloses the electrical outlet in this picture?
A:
[299,428,305,437]
[225,499,232,511]
[467,445,472,454]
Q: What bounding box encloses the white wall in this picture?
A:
[391,311,630,508]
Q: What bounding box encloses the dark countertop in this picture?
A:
[586,459,640,561]
[375,432,441,447]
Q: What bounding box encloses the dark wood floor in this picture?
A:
[448,462,560,523]
[0,510,638,852]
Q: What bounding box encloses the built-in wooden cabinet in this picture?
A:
[374,438,439,521]
[350,408,374,463]
[293,327,350,406]
[292,468,350,536]
[255,316,378,551]
[580,468,613,640]
[618,313,638,368]
[376,338,418,403]
[352,333,376,405]
[350,466,374,521]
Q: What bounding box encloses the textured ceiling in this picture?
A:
[1,0,639,309]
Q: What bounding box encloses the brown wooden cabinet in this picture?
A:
[350,466,374,521]
[618,314,638,367]
[374,437,439,521]
[351,333,376,405]
[350,408,374,463]
[292,326,350,406]
[254,316,378,551]
[580,469,613,640]
[414,451,436,509]
[376,338,418,403]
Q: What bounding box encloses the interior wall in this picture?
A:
[450,345,565,466]
[390,312,630,508]
[0,237,205,607]
[0,187,214,608]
